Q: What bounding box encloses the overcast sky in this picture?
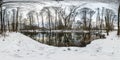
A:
[2,0,119,7]
[1,0,119,21]
[3,0,119,3]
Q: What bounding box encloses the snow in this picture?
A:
[0,31,120,60]
[0,32,54,60]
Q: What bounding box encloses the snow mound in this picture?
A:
[86,31,120,56]
[0,31,120,60]
[0,32,54,57]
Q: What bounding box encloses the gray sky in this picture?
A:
[2,0,119,6]
[3,0,119,3]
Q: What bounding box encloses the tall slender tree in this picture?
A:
[16,7,19,32]
[0,0,3,33]
[12,9,16,32]
[117,4,120,35]
[100,7,105,33]
[96,8,101,31]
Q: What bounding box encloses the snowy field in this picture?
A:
[0,31,120,60]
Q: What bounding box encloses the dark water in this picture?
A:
[22,31,105,47]
[23,32,87,46]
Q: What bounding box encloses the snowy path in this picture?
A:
[0,31,120,60]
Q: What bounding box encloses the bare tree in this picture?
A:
[40,10,44,30]
[100,7,105,33]
[27,10,37,30]
[12,9,16,32]
[2,8,6,34]
[58,5,80,30]
[96,8,101,31]
[105,9,115,35]
[80,8,88,30]
[0,0,2,33]
[79,7,95,46]
[6,10,10,32]
[19,12,23,31]
[40,7,54,45]
[15,7,19,32]
[0,3,4,33]
[88,10,95,39]
[58,6,79,46]
[79,7,95,31]
[117,4,120,35]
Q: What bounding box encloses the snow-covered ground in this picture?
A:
[0,31,120,60]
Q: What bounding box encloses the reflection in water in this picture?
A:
[23,32,84,46]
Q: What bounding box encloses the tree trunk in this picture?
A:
[16,7,19,32]
[117,5,120,35]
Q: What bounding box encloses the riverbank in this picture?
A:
[0,31,120,60]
